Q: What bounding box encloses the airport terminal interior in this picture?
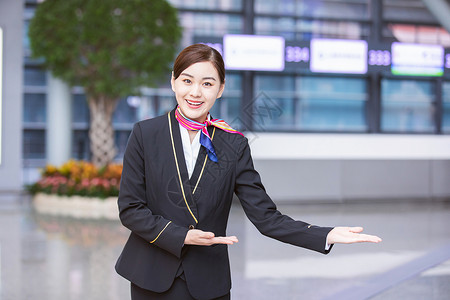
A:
[2,0,450,299]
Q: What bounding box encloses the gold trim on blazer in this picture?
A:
[150,221,172,243]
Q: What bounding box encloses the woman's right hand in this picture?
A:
[184,229,238,246]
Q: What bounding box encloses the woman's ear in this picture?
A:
[217,81,225,99]
[170,72,176,92]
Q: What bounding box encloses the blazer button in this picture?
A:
[189,225,195,230]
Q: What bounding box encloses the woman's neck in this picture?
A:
[188,129,198,144]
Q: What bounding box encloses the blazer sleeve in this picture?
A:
[118,123,189,258]
[234,138,333,254]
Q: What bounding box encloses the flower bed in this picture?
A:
[33,193,119,220]
[28,160,122,219]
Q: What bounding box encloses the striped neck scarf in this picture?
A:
[175,106,243,162]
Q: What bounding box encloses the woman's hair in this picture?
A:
[173,44,225,84]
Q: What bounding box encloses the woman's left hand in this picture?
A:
[184,229,239,246]
[326,227,382,245]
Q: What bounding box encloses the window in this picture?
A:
[383,0,436,23]
[210,73,242,129]
[179,12,242,44]
[115,130,132,159]
[254,75,295,130]
[23,93,46,124]
[72,94,90,125]
[255,0,369,19]
[383,24,450,47]
[296,76,367,131]
[254,75,367,131]
[72,130,89,160]
[23,130,46,159]
[381,79,436,133]
[442,81,450,133]
[168,0,242,11]
[113,98,138,126]
[24,67,46,86]
[255,17,369,40]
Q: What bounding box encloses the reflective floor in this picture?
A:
[1,195,450,300]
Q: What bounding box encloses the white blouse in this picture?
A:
[178,123,201,179]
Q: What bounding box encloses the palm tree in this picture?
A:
[28,0,181,166]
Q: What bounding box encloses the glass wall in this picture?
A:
[255,18,369,40]
[381,79,436,133]
[210,73,242,128]
[382,0,436,23]
[254,0,370,40]
[178,12,242,48]
[168,0,242,11]
[23,65,47,161]
[23,130,46,160]
[253,75,296,130]
[22,0,450,165]
[254,0,369,19]
[382,0,450,46]
[296,76,367,131]
[254,75,367,131]
[442,81,450,133]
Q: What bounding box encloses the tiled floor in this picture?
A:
[1,195,450,300]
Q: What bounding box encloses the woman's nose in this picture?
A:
[190,84,202,97]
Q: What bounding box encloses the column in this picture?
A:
[46,72,72,165]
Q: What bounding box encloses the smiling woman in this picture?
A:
[115,43,382,300]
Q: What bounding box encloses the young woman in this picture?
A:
[115,44,382,300]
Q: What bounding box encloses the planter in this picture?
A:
[33,192,119,220]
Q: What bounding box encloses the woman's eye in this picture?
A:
[183,79,191,84]
[203,82,212,87]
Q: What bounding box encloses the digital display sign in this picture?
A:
[0,27,3,165]
[195,35,450,78]
[310,39,368,74]
[284,40,311,71]
[223,34,285,71]
[444,49,450,76]
[391,42,444,76]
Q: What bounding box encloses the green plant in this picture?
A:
[28,0,182,166]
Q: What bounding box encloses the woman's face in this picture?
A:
[171,61,224,123]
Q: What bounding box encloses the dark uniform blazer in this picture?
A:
[115,108,333,300]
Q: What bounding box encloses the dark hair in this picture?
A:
[173,44,225,84]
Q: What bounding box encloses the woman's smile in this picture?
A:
[185,99,203,108]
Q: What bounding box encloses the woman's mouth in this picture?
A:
[186,99,203,108]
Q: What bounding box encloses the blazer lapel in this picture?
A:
[189,145,208,194]
[168,109,199,224]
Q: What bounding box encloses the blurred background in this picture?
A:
[1,0,450,299]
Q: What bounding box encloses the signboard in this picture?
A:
[310,38,368,74]
[445,48,450,76]
[223,34,285,71]
[284,40,311,71]
[0,28,3,165]
[391,42,444,76]
[195,35,450,78]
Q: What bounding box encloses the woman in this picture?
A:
[115,44,381,300]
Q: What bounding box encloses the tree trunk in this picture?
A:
[88,96,119,167]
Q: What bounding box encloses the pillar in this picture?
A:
[46,72,72,166]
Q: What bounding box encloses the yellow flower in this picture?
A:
[43,164,58,176]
